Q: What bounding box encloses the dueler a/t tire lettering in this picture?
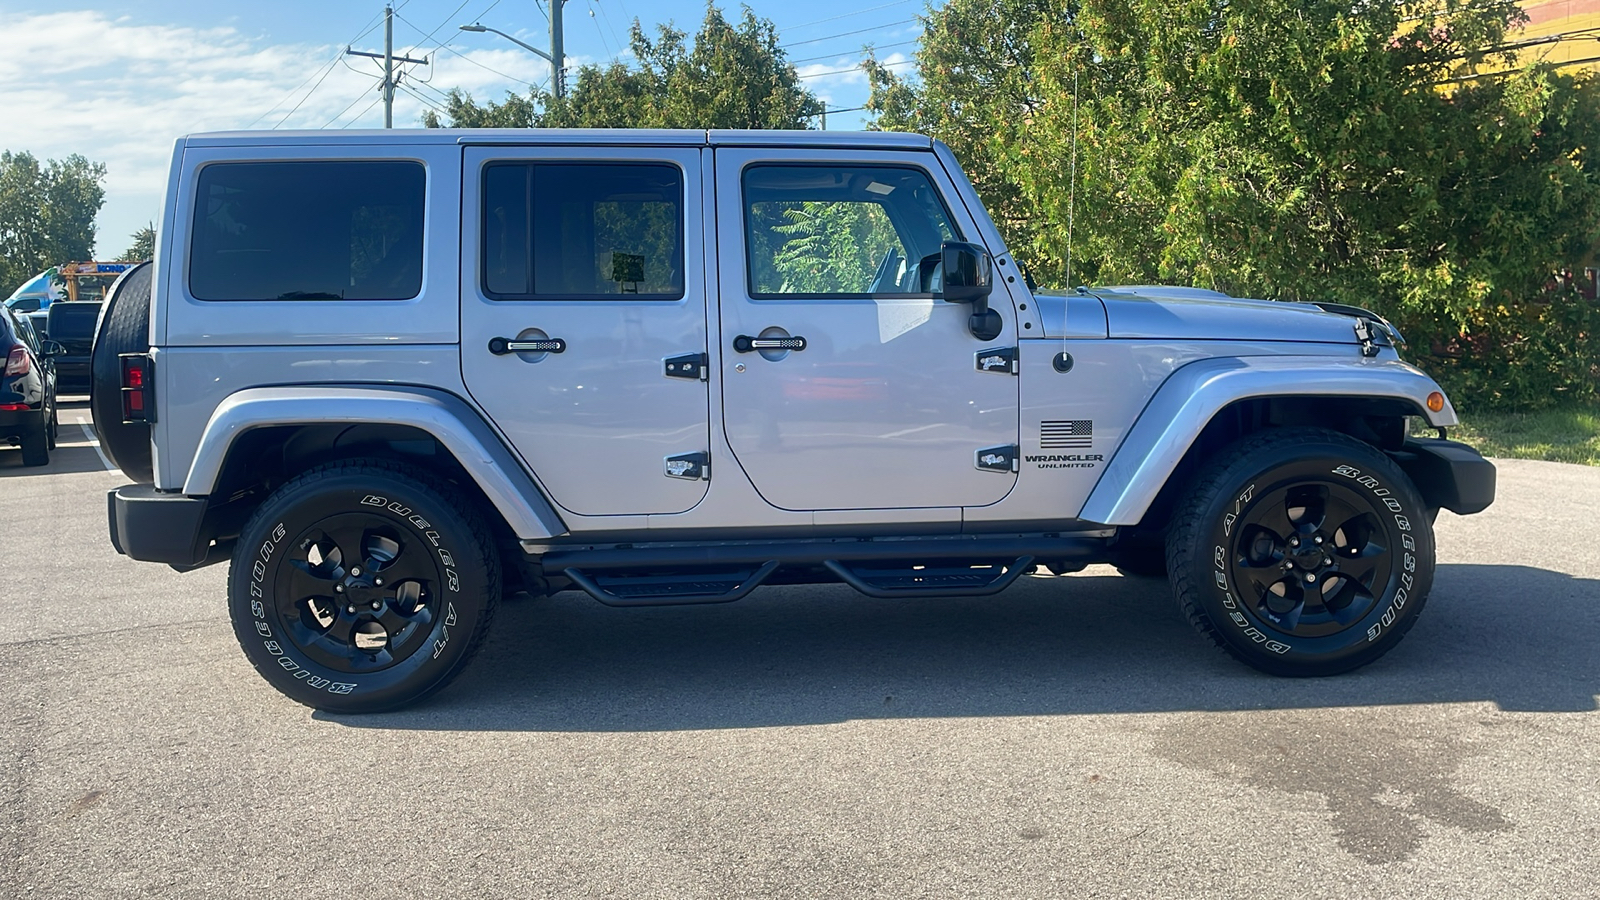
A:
[227,460,499,713]
[1166,428,1435,676]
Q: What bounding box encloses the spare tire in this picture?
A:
[90,261,154,483]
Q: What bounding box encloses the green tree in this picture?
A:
[423,4,821,130]
[870,0,1600,408]
[0,151,106,293]
[119,222,156,262]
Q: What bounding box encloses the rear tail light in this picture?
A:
[0,403,27,411]
[120,353,155,424]
[4,347,28,376]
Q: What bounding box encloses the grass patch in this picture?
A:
[1430,406,1600,466]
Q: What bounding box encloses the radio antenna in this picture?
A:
[1067,67,1079,291]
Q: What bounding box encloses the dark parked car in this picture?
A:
[2,307,61,466]
[45,300,100,394]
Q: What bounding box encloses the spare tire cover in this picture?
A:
[90,261,154,483]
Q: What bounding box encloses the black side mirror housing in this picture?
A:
[937,241,1002,340]
[939,241,994,305]
[41,340,66,358]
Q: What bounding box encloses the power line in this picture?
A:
[780,0,917,32]
[266,54,345,128]
[406,0,504,87]
[585,0,616,59]
[779,18,916,49]
[395,81,445,113]
[790,40,916,66]
[432,40,546,88]
[247,8,388,129]
[340,95,387,128]
[401,0,473,57]
[592,0,628,61]
[325,86,379,128]
[798,58,914,79]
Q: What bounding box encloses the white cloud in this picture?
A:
[0,9,549,255]
[798,51,912,107]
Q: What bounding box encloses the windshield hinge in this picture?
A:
[1353,320,1380,358]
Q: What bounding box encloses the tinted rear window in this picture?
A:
[189,161,425,301]
[482,162,684,300]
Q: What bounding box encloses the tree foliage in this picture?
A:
[423,4,821,130]
[119,222,156,263]
[869,0,1600,408]
[0,151,106,294]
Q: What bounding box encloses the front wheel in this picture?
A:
[1166,428,1434,676]
[228,460,500,712]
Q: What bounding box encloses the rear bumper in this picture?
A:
[0,406,44,439]
[1392,438,1496,516]
[108,484,218,569]
[55,356,91,392]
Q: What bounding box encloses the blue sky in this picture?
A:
[0,0,931,259]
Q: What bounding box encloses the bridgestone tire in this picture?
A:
[228,460,500,713]
[89,261,153,482]
[1166,428,1435,676]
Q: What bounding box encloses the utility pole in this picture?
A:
[347,5,429,128]
[459,3,566,99]
[549,0,566,99]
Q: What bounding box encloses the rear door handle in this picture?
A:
[489,336,567,355]
[733,334,807,353]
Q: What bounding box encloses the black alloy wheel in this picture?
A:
[228,460,499,712]
[1166,427,1435,676]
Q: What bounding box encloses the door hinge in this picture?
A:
[975,347,1018,375]
[665,451,710,481]
[975,444,1019,474]
[664,352,709,381]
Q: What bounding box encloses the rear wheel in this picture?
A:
[228,460,500,712]
[1166,428,1434,676]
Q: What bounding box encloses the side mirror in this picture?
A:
[937,241,1002,341]
[939,241,994,305]
[41,340,66,358]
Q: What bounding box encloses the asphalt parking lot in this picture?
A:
[3,402,1599,899]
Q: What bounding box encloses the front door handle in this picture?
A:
[733,334,807,353]
[489,336,567,355]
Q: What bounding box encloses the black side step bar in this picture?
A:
[563,560,780,607]
[823,556,1035,599]
[540,535,1103,572]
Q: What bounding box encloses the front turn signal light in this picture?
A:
[1427,392,1445,413]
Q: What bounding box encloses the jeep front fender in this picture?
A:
[182,385,567,540]
[1079,356,1457,526]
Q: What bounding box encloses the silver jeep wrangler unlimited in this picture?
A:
[96,129,1495,712]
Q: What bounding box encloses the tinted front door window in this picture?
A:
[742,165,958,298]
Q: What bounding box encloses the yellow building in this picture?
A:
[1511,1,1600,71]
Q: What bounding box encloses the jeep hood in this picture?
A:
[1037,285,1370,344]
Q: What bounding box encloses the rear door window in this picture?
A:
[189,161,425,301]
[481,162,684,300]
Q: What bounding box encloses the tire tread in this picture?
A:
[230,458,500,712]
[1164,427,1429,676]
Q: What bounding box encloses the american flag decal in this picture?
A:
[1041,420,1093,448]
